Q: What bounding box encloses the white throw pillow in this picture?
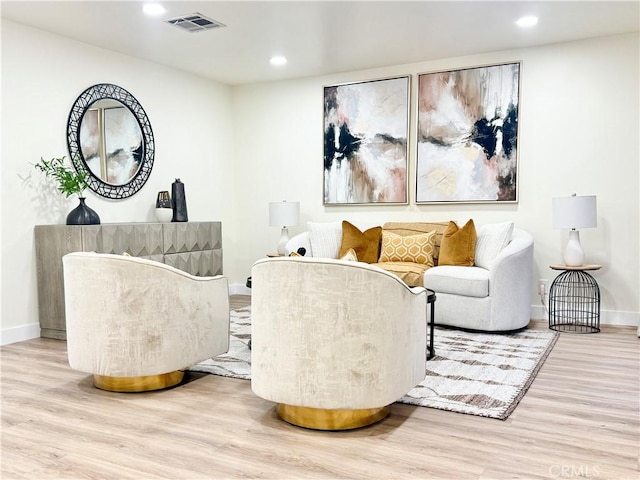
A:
[474,221,514,269]
[308,221,342,259]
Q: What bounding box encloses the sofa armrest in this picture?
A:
[488,229,534,313]
[285,232,311,256]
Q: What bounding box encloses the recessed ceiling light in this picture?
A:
[143,3,166,16]
[516,16,538,28]
[270,56,288,66]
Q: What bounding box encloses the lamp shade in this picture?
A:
[552,195,597,229]
[269,201,300,227]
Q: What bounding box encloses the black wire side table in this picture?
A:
[549,264,601,333]
[426,289,436,360]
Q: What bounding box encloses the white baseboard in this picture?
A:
[1,323,40,346]
[530,304,640,327]
[230,283,252,296]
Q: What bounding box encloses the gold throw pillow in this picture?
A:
[338,221,382,264]
[379,230,437,266]
[439,219,477,266]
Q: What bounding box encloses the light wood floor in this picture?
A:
[2,295,638,479]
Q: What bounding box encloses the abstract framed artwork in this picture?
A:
[416,62,521,204]
[323,76,410,205]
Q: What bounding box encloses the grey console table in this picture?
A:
[34,221,222,339]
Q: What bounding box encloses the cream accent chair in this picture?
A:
[63,252,230,392]
[251,256,427,430]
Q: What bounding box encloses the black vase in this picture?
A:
[171,178,188,222]
[66,197,101,225]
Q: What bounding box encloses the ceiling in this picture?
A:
[2,1,638,85]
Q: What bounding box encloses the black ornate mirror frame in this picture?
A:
[67,83,155,199]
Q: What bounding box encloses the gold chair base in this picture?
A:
[93,371,184,392]
[276,404,390,430]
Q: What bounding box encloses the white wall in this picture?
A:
[1,21,638,343]
[1,20,236,342]
[231,32,639,325]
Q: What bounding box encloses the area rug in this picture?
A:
[189,307,558,420]
[399,327,558,419]
[190,306,253,379]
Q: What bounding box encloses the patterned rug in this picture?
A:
[400,328,558,419]
[189,307,558,420]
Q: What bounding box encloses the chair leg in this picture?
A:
[93,371,184,392]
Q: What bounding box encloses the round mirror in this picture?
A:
[67,84,154,199]
[80,99,143,186]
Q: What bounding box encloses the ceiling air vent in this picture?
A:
[165,13,226,33]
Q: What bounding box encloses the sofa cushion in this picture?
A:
[424,266,489,298]
[338,221,382,264]
[382,222,449,265]
[372,261,430,287]
[379,230,437,266]
[475,221,514,269]
[439,219,477,266]
[308,221,342,258]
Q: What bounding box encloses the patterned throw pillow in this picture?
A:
[338,221,382,264]
[379,230,437,266]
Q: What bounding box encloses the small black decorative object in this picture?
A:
[155,190,173,222]
[66,197,100,225]
[155,191,171,208]
[171,178,188,222]
[296,247,307,256]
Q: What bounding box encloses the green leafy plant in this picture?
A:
[33,156,89,198]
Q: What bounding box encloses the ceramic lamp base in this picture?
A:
[563,229,585,266]
[276,227,289,255]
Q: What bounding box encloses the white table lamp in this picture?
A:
[552,194,597,266]
[269,201,300,255]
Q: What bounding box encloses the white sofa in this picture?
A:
[286,221,534,332]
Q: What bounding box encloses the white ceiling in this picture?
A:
[2,1,639,85]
